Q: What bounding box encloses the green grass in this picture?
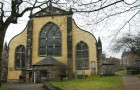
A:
[115,70,127,76]
[50,76,124,90]
[0,87,9,90]
[136,74,140,78]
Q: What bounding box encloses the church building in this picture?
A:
[7,4,102,83]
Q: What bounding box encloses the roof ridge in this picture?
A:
[33,56,60,66]
[32,5,73,17]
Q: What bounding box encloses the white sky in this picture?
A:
[4,12,123,58]
[4,0,140,59]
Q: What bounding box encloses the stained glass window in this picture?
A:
[15,45,25,69]
[76,41,89,70]
[39,22,61,56]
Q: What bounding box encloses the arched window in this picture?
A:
[39,22,61,56]
[76,41,89,70]
[15,45,25,69]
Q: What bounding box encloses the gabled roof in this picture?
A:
[33,56,60,66]
[33,5,73,17]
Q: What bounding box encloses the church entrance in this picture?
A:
[32,56,62,83]
[33,70,48,83]
[40,70,48,82]
[32,67,59,83]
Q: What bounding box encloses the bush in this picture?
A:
[136,74,140,78]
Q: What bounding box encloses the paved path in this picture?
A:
[123,76,140,90]
[2,76,140,90]
[2,83,45,90]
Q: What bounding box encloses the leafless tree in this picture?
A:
[112,32,140,57]
[0,0,50,86]
[0,0,139,86]
[64,0,140,57]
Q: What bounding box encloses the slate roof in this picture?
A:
[33,5,73,17]
[33,56,60,66]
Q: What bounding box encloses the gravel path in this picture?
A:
[2,76,140,90]
[123,75,140,90]
[2,83,45,90]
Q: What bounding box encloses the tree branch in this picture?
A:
[17,1,47,17]
[95,4,140,24]
[3,0,11,5]
[123,0,139,5]
[29,0,37,17]
[75,0,124,12]
[76,0,102,6]
[113,10,140,40]
[0,2,4,24]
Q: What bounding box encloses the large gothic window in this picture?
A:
[76,41,89,70]
[39,22,61,56]
[15,45,25,69]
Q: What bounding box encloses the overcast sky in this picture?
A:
[4,11,123,58]
[4,0,140,59]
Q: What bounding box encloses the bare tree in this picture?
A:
[0,0,139,86]
[64,0,140,57]
[112,32,140,57]
[0,0,51,86]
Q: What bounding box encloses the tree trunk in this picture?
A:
[0,26,6,87]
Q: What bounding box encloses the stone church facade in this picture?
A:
[7,5,102,83]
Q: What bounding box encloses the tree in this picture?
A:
[1,43,8,82]
[0,0,139,86]
[58,63,68,81]
[112,32,140,57]
[61,0,140,58]
[0,0,52,86]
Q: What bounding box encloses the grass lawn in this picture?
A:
[0,87,9,90]
[115,70,127,76]
[136,74,140,78]
[50,76,124,90]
